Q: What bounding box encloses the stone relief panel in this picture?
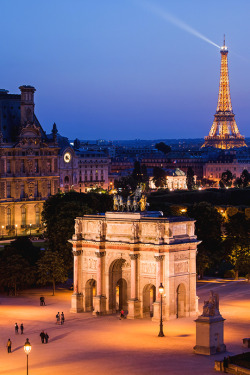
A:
[172,224,186,236]
[141,223,156,237]
[174,261,189,274]
[174,253,189,261]
[106,223,131,236]
[141,261,156,275]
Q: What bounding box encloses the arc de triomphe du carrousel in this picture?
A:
[70,211,199,321]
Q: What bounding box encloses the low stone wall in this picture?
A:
[215,361,250,374]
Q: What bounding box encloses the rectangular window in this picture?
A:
[7,160,11,173]
[7,183,11,198]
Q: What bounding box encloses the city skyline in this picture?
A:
[1,0,250,140]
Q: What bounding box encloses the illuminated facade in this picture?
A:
[0,86,60,236]
[202,38,246,149]
[70,212,199,320]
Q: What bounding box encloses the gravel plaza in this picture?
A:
[1,279,250,375]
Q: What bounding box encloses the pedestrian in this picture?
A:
[40,330,45,344]
[45,332,49,344]
[20,323,24,334]
[120,309,124,320]
[56,312,60,324]
[61,312,65,325]
[7,339,12,353]
[15,323,18,334]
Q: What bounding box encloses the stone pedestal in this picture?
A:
[152,301,166,322]
[70,293,84,313]
[93,295,106,316]
[127,299,141,319]
[194,315,226,355]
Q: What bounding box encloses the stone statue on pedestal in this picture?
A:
[201,290,220,317]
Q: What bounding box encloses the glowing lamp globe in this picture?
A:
[159,283,164,295]
[24,338,31,355]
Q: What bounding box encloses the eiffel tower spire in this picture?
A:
[202,37,246,149]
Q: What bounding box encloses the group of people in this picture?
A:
[6,323,24,353]
[40,331,49,344]
[14,323,24,335]
[56,312,65,325]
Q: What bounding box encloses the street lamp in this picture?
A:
[1,225,4,238]
[158,283,164,337]
[15,224,17,237]
[29,223,31,237]
[24,338,31,375]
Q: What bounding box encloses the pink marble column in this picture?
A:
[130,253,139,300]
[155,255,164,301]
[73,250,82,294]
[95,251,106,296]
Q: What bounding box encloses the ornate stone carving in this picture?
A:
[156,223,163,240]
[141,261,156,275]
[95,251,106,258]
[201,290,220,317]
[174,253,189,261]
[131,222,139,239]
[154,255,164,262]
[75,219,82,235]
[174,261,189,274]
[129,253,140,260]
[88,258,97,270]
[73,250,82,256]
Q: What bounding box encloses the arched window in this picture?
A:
[7,208,11,226]
[21,207,26,226]
[35,206,40,226]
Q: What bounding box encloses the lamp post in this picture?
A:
[24,338,31,375]
[158,283,164,337]
[1,225,4,238]
[15,224,17,237]
[29,223,31,237]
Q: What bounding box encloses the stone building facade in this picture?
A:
[0,86,60,235]
[70,211,199,320]
[59,148,110,192]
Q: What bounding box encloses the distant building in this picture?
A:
[59,148,110,192]
[0,86,60,235]
[148,168,188,190]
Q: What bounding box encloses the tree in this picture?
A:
[186,167,195,190]
[37,250,67,295]
[0,254,35,296]
[219,170,233,188]
[187,202,223,278]
[42,192,113,267]
[224,212,250,279]
[240,169,250,188]
[114,176,137,197]
[141,164,149,192]
[153,167,167,188]
[155,142,171,154]
[132,161,142,186]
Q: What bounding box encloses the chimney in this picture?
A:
[19,85,36,125]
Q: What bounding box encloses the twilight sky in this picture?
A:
[1,0,250,140]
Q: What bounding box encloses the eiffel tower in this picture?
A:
[202,37,246,149]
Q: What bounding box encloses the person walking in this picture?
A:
[61,312,65,325]
[7,339,12,353]
[40,330,45,344]
[15,323,18,334]
[56,312,60,325]
[45,332,49,344]
[120,310,124,320]
[20,323,24,334]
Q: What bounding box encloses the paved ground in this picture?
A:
[0,279,250,375]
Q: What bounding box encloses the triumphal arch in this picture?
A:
[70,211,199,320]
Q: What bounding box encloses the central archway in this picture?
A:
[109,258,128,313]
[143,284,156,317]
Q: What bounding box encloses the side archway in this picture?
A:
[176,283,186,318]
[85,279,96,312]
[142,284,156,317]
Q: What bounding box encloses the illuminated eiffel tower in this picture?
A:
[202,37,246,149]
